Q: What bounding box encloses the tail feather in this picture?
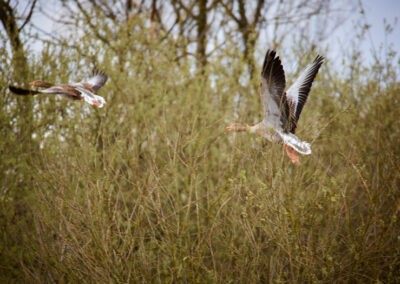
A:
[75,86,106,108]
[278,131,312,155]
[9,86,39,96]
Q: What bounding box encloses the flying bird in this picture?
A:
[226,50,324,165]
[9,70,108,108]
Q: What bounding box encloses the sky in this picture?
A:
[24,0,400,68]
[361,0,400,52]
[328,0,400,64]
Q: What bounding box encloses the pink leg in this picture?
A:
[284,144,301,165]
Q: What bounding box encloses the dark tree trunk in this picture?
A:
[0,0,35,176]
[0,0,29,77]
[196,0,207,70]
[221,0,264,80]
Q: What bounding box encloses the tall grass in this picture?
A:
[1,21,399,282]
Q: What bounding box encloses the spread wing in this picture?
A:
[260,49,289,130]
[85,70,108,91]
[286,55,324,133]
[40,85,81,97]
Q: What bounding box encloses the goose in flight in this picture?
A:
[226,50,324,165]
[9,70,108,108]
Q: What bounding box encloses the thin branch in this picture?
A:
[18,0,37,32]
[73,0,112,48]
[206,0,219,12]
[174,0,196,18]
[252,0,265,26]
[88,0,116,21]
[237,0,247,28]
[219,1,240,24]
[39,7,75,26]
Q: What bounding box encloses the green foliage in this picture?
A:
[1,14,399,283]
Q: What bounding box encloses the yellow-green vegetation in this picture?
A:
[1,11,399,284]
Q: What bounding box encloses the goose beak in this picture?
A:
[226,124,235,132]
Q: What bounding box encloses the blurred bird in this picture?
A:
[9,70,108,108]
[226,50,324,165]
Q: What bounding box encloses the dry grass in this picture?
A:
[0,27,399,283]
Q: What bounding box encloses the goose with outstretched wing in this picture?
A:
[226,50,324,164]
[9,70,108,108]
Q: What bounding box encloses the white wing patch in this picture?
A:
[75,86,106,108]
[286,55,324,122]
[40,86,67,94]
[286,64,314,106]
[277,130,311,155]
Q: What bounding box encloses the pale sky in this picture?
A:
[328,0,400,64]
[26,0,400,69]
[362,0,400,53]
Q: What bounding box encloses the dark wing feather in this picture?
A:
[260,50,289,130]
[9,86,39,96]
[86,70,108,91]
[286,55,324,133]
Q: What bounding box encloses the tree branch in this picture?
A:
[237,0,248,28]
[73,0,112,48]
[173,0,196,18]
[252,0,265,26]
[219,1,240,24]
[18,0,37,32]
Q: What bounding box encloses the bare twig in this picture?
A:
[18,0,37,32]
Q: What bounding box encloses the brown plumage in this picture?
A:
[8,70,108,107]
